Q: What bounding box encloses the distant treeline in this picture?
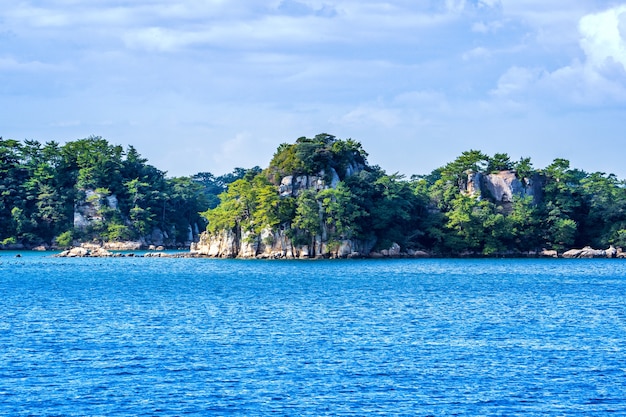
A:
[0,136,257,248]
[2,134,626,253]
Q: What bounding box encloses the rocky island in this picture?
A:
[3,134,626,258]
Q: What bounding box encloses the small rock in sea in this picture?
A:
[15,254,22,258]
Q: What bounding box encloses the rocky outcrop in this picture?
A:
[191,229,239,258]
[190,228,382,259]
[56,246,115,257]
[369,243,402,258]
[55,245,195,258]
[192,161,372,259]
[72,188,199,248]
[539,249,559,258]
[55,241,143,255]
[562,246,617,258]
[277,162,365,198]
[279,169,342,197]
[102,241,143,250]
[466,170,543,206]
[74,189,118,229]
[408,249,430,258]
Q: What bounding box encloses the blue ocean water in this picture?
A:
[1,254,625,416]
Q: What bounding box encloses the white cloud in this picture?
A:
[489,4,626,106]
[4,0,626,180]
[545,4,626,104]
[543,61,626,105]
[122,14,342,52]
[579,5,626,70]
[158,8,452,52]
[491,66,540,97]
[334,91,449,135]
[496,0,597,47]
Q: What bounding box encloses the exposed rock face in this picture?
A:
[190,227,380,259]
[344,161,363,178]
[147,228,167,246]
[194,163,370,258]
[56,246,114,257]
[74,189,118,229]
[277,163,365,198]
[372,242,401,258]
[466,171,483,197]
[72,188,199,247]
[562,246,617,258]
[102,241,143,251]
[190,230,238,258]
[279,169,343,197]
[484,171,523,202]
[466,170,543,206]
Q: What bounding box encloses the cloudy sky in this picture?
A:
[2,1,626,178]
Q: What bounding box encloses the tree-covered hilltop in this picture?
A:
[199,135,626,257]
[420,150,626,255]
[199,134,428,256]
[0,136,257,249]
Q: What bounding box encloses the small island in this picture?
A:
[2,134,626,258]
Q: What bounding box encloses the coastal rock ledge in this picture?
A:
[56,246,116,258]
[562,246,618,258]
[188,229,383,259]
[51,242,625,259]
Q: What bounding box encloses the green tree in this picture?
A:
[252,178,281,233]
[487,153,513,172]
[202,179,256,234]
[55,230,73,248]
[293,189,322,252]
[318,182,364,241]
[513,157,534,183]
[509,196,541,251]
[430,150,490,211]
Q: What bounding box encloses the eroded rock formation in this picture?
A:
[466,170,543,204]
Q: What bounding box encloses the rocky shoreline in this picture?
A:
[36,242,626,259]
[53,246,192,258]
[4,239,624,259]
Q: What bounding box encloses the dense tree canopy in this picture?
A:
[0,136,249,247]
[2,133,626,255]
[202,135,626,256]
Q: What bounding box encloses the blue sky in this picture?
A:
[2,1,626,178]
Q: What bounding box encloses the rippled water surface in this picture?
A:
[1,254,625,415]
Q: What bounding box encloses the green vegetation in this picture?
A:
[3,133,626,255]
[202,137,626,256]
[0,136,254,248]
[201,134,429,253]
